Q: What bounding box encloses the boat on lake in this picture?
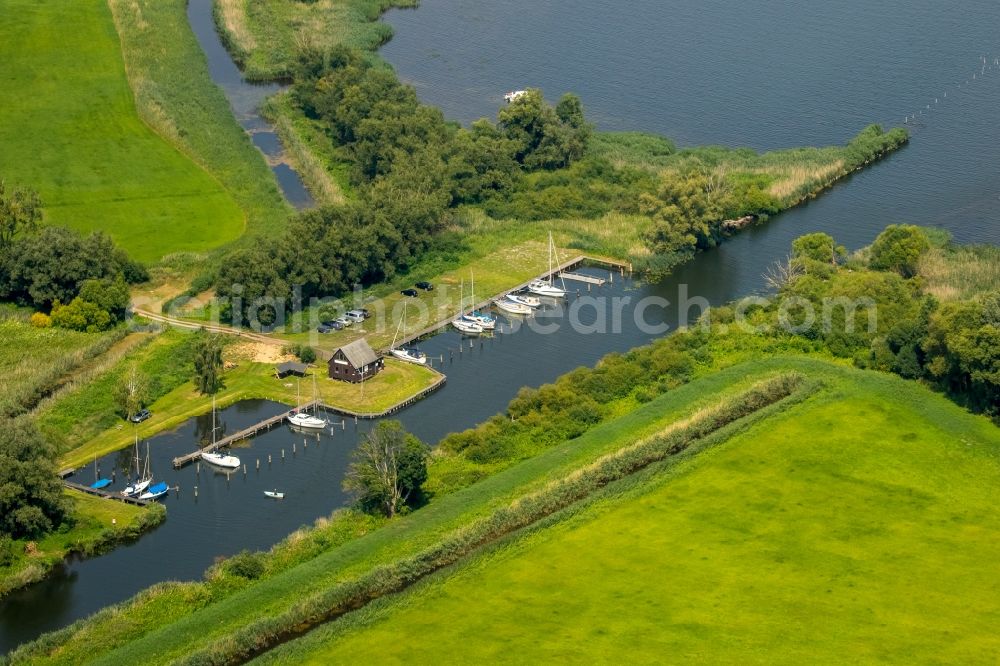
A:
[288,375,328,430]
[494,298,533,315]
[201,397,242,468]
[121,437,152,498]
[139,481,169,501]
[527,232,567,298]
[463,273,496,329]
[504,90,527,103]
[389,300,428,365]
[505,292,541,308]
[264,490,284,499]
[452,318,483,335]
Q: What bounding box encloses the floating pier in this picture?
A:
[558,271,606,285]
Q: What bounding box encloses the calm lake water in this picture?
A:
[4,0,1000,653]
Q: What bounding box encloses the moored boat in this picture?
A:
[494,298,532,315]
[264,490,284,499]
[505,292,541,308]
[202,397,242,468]
[139,481,169,501]
[527,232,568,298]
[452,318,483,335]
[389,300,428,364]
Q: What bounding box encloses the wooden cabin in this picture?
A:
[327,339,383,383]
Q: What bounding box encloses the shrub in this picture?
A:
[224,551,267,580]
[29,311,51,328]
[869,224,929,277]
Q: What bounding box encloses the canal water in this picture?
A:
[186,0,314,209]
[4,0,1000,653]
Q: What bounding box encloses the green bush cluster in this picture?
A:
[439,332,701,474]
[176,375,804,665]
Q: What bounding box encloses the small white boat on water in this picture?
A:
[452,318,483,335]
[264,490,284,499]
[202,397,242,469]
[121,436,152,498]
[287,375,328,430]
[505,293,541,308]
[389,300,428,365]
[494,298,532,315]
[504,90,527,103]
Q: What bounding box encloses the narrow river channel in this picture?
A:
[186,0,314,209]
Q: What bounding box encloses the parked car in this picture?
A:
[346,310,367,323]
[317,325,332,334]
[358,308,371,319]
[401,288,418,297]
[335,316,351,328]
[415,281,434,291]
[321,319,345,330]
[130,408,151,423]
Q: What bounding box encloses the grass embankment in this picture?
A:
[214,0,417,80]
[0,490,164,600]
[57,350,440,471]
[107,0,291,246]
[260,362,1000,664]
[0,1,244,263]
[10,360,806,664]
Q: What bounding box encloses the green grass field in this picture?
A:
[258,363,1000,664]
[0,1,245,262]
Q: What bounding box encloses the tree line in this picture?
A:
[217,46,592,324]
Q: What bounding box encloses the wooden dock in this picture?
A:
[63,481,150,507]
[171,404,310,469]
[170,370,446,468]
[390,255,627,351]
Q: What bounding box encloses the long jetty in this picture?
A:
[63,481,150,507]
[390,255,628,351]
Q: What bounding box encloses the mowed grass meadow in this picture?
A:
[258,364,1000,664]
[0,1,244,262]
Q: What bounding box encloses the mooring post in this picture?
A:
[281,449,285,460]
[194,485,198,498]
[256,458,260,470]
[268,454,272,465]
[196,462,200,475]
[243,464,247,476]
[292,442,296,454]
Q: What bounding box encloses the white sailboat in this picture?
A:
[201,396,241,469]
[527,232,568,298]
[389,300,428,364]
[121,434,152,497]
[452,277,483,335]
[462,273,496,330]
[288,374,328,429]
[137,442,168,501]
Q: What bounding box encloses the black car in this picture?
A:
[415,281,434,291]
[130,408,152,423]
[321,319,345,330]
[401,288,419,297]
[359,308,372,319]
[317,325,333,333]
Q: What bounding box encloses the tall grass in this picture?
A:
[918,244,1000,301]
[213,0,418,81]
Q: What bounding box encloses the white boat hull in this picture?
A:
[452,319,483,335]
[288,412,328,429]
[506,293,541,308]
[527,280,567,298]
[121,478,151,497]
[201,451,241,469]
[390,348,427,364]
[494,299,532,315]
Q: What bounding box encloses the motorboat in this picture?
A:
[139,481,169,501]
[505,293,541,308]
[494,298,532,315]
[264,490,285,499]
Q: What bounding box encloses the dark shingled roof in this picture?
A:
[276,361,308,376]
[335,339,379,368]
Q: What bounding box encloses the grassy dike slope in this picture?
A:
[0,1,244,263]
[108,0,291,245]
[261,363,1000,664]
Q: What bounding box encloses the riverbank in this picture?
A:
[0,490,164,600]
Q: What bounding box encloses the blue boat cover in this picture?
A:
[91,479,112,489]
[147,482,168,495]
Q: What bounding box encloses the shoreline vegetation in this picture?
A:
[0,490,165,601]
